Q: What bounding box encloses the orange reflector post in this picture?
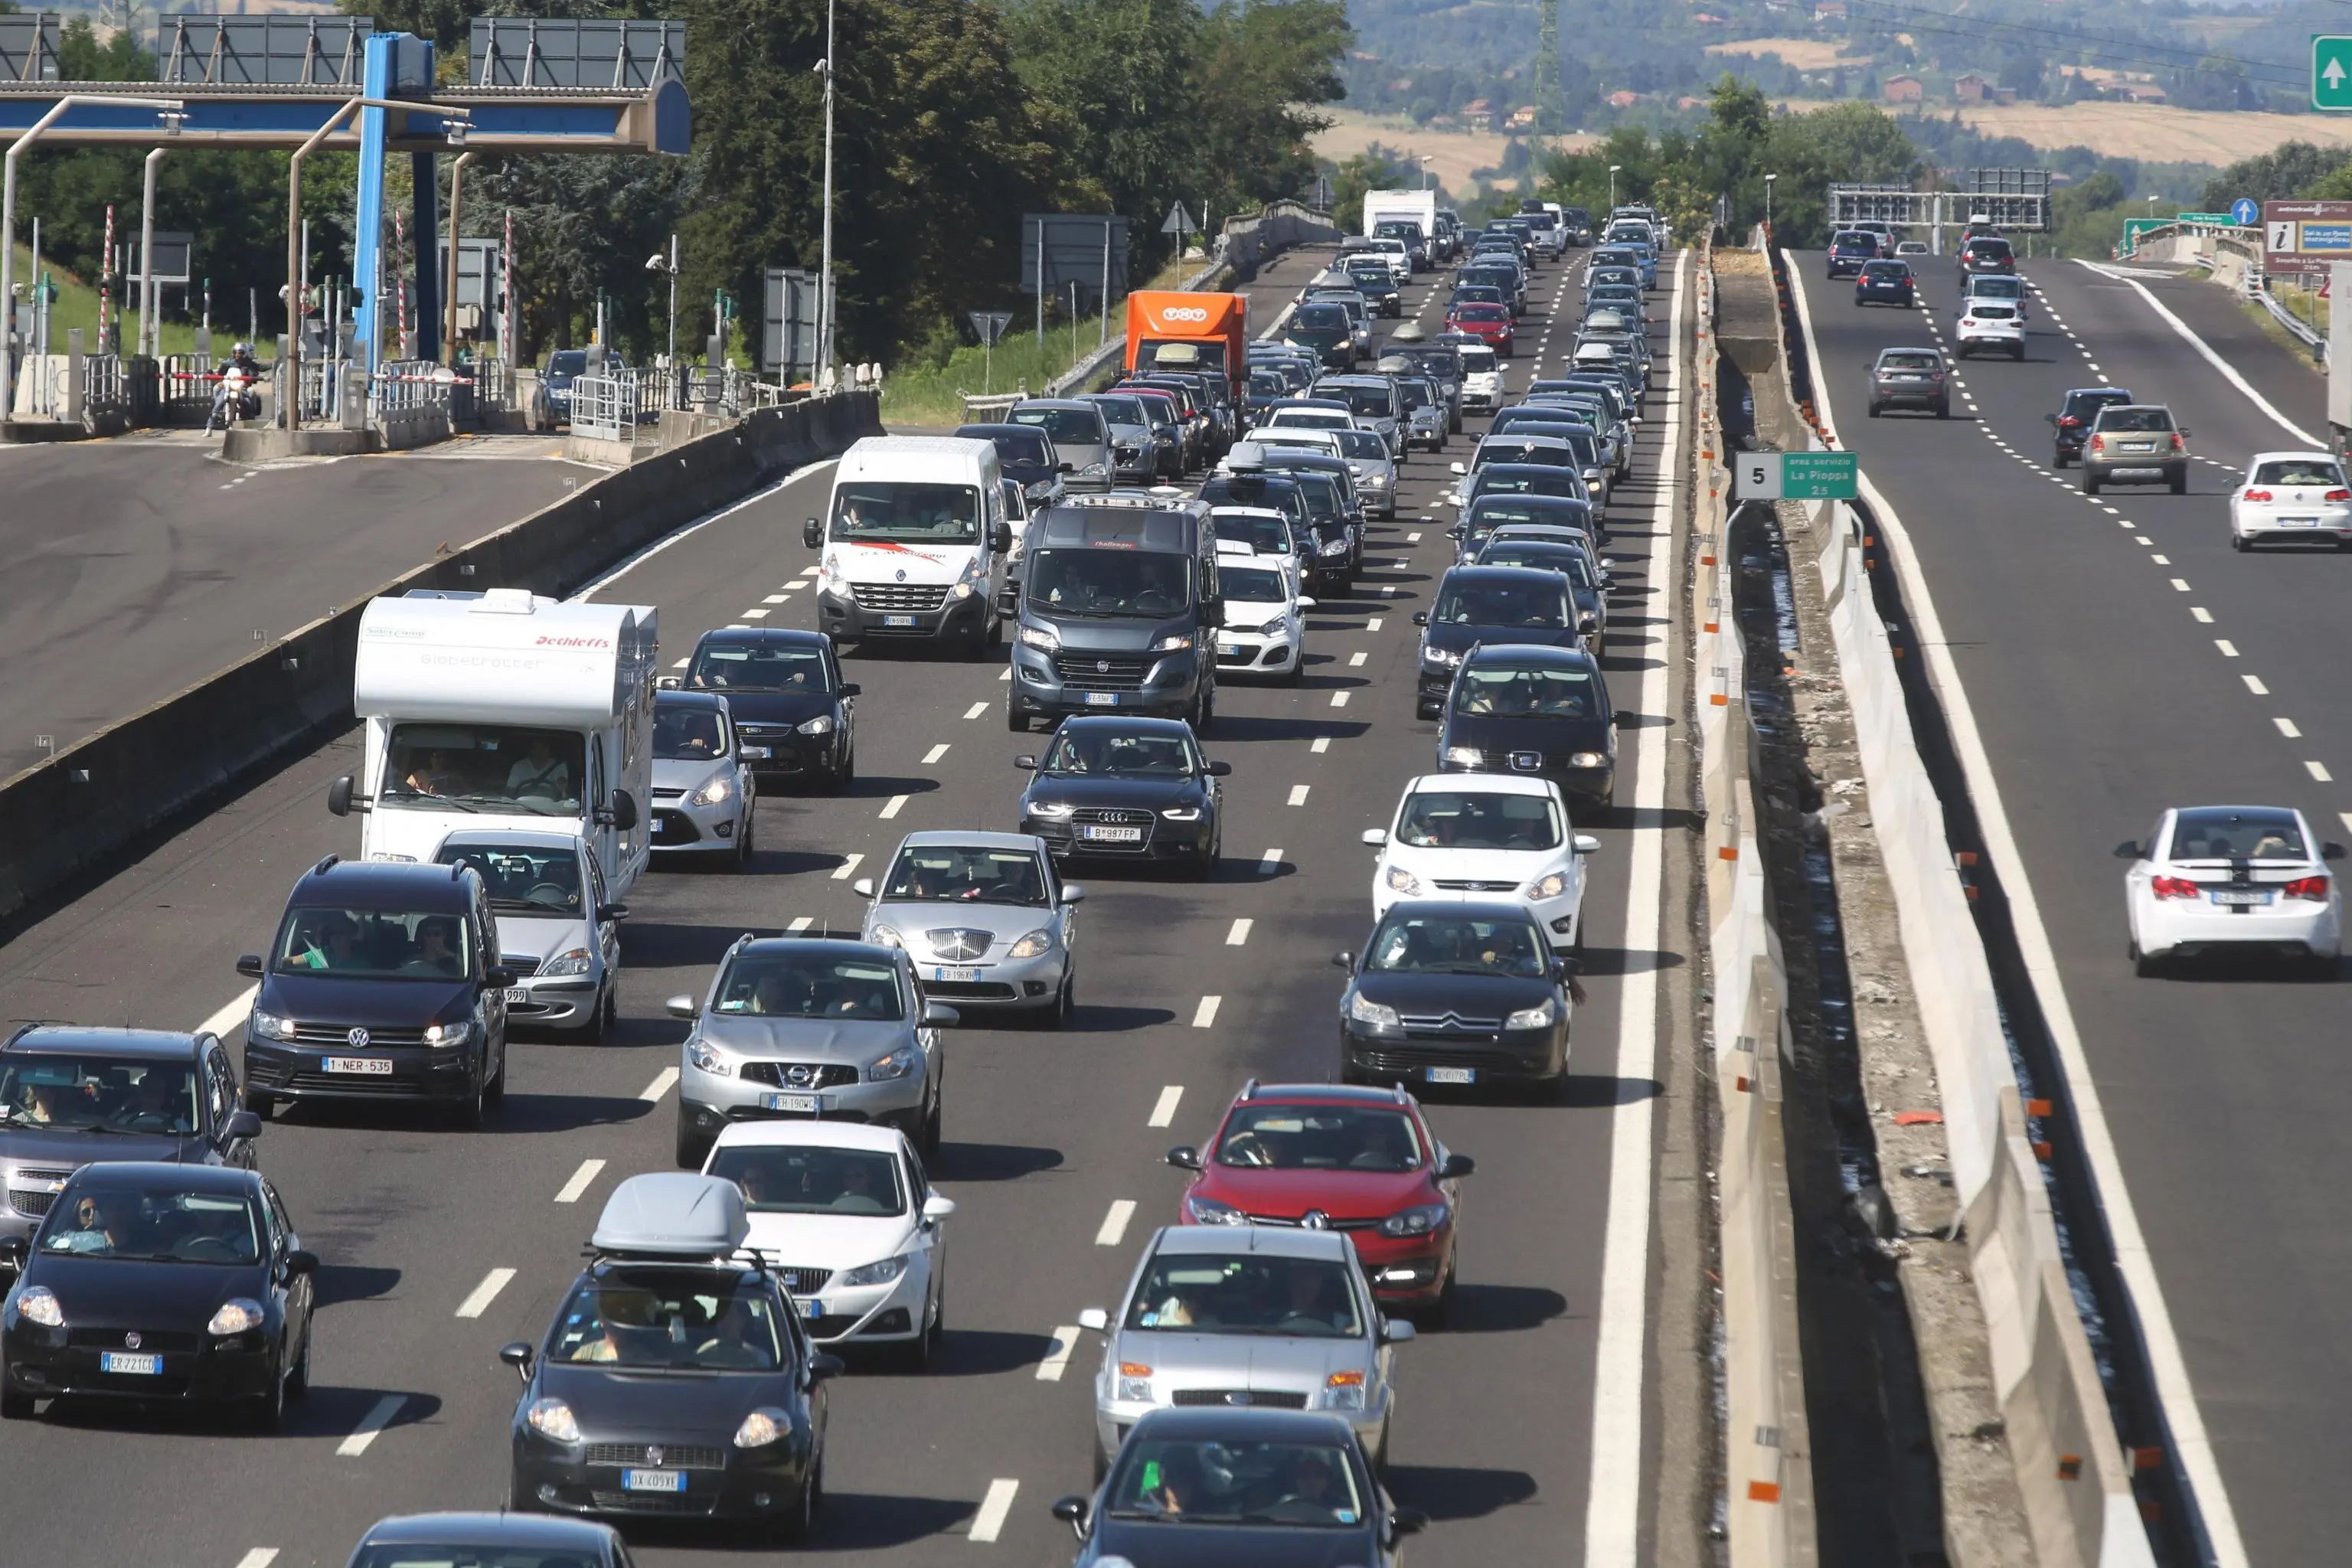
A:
[2056,1455,2082,1481]
[2026,1098,2053,1118]
[1747,1481,1781,1504]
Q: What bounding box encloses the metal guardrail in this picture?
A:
[568,370,639,442]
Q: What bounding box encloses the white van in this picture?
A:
[802,436,1012,657]
[328,589,659,896]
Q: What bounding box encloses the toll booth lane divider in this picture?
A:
[0,390,881,924]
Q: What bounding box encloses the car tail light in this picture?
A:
[2089,435,2105,453]
[2151,875,2200,900]
[2169,433,2183,452]
[2244,489,2273,501]
[2328,489,2350,502]
[2057,416,2079,427]
[2285,876,2331,901]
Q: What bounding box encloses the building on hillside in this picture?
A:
[1954,72,1991,102]
[1813,0,1847,18]
[2120,81,2167,103]
[1882,74,1922,103]
[1606,90,1642,109]
[1506,105,1538,129]
[1677,95,1708,109]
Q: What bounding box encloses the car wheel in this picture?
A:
[733,808,754,870]
[2232,532,2249,553]
[2170,469,2187,495]
[1005,701,1030,733]
[2131,942,2164,979]
[0,1371,34,1421]
[586,980,616,1044]
[773,1457,820,1544]
[285,1326,312,1400]
[920,1079,943,1155]
[450,1079,486,1132]
[508,1468,541,1513]
[2082,472,2101,496]
[2053,449,2069,469]
[1043,970,1075,1030]
[676,1115,712,1170]
[1191,825,1220,882]
[240,1089,275,1119]
[1415,700,1439,721]
[2011,344,2024,361]
[1867,400,1881,418]
[248,1353,286,1432]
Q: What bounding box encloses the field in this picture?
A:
[1777,97,2352,167]
[1704,38,1872,70]
[1311,109,1594,201]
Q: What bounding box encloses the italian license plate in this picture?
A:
[1219,643,1243,658]
[795,1297,823,1321]
[1425,1066,1476,1085]
[622,1468,686,1494]
[1083,691,1119,706]
[323,1056,392,1075]
[763,1092,822,1113]
[2210,890,2273,906]
[1079,825,1143,843]
[504,988,530,1004]
[883,614,917,628]
[2122,442,2154,452]
[99,1351,162,1376]
[2280,518,2318,528]
[932,965,978,983]
[740,745,773,759]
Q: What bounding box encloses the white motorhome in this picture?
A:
[802,436,1012,657]
[1363,188,1440,251]
[328,589,659,895]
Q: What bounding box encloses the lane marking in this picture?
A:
[1406,531,1422,542]
[998,667,1010,681]
[741,608,770,619]
[234,1553,281,1568]
[1259,847,1283,875]
[1225,919,1253,946]
[2190,607,2214,623]
[639,1067,679,1103]
[1193,995,1222,1027]
[964,701,988,720]
[554,1159,606,1204]
[763,593,788,604]
[832,852,864,880]
[879,794,908,819]
[1094,1200,1135,1246]
[338,1394,407,1457]
[789,916,815,933]
[1036,1328,1080,1382]
[2170,578,2190,593]
[573,466,832,597]
[2243,676,2269,695]
[1367,616,1384,631]
[2149,553,2171,565]
[1149,1085,1184,1126]
[2275,718,2302,739]
[1312,738,1331,754]
[2216,640,2239,657]
[923,743,950,765]
[971,1478,1021,1544]
[2076,259,2322,446]
[2308,761,2334,782]
[1288,785,1311,805]
[197,986,257,1040]
[1349,652,1368,667]
[456,1267,517,1318]
[1331,691,1350,707]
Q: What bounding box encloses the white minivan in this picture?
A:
[803,436,1014,658]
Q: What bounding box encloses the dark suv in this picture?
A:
[1824,232,1877,279]
[1958,235,2016,277]
[1867,347,1951,418]
[1854,259,1915,307]
[2043,386,2134,468]
[238,858,512,1129]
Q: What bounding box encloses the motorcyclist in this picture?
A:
[204,342,263,433]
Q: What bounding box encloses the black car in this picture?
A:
[1824,231,1877,279]
[1243,369,1290,435]
[1016,717,1230,877]
[0,1025,264,1252]
[1411,567,1583,720]
[1456,462,1593,518]
[2044,385,2135,468]
[1474,536,1606,640]
[1343,261,1403,316]
[955,422,1070,505]
[1334,900,1573,1093]
[1958,234,2016,277]
[237,858,511,1129]
[1855,258,1916,306]
[1436,642,1625,812]
[1456,492,1600,562]
[0,1161,316,1427]
[1052,1406,1426,1568]
[504,1174,837,1539]
[540,348,588,425]
[665,628,858,791]
[343,1512,629,1568]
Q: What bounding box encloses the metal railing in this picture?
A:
[82,354,126,423]
[568,370,640,442]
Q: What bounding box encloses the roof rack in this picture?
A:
[1240,1077,1259,1100]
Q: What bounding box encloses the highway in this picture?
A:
[1792,247,2345,1566]
[0,243,1694,1567]
[0,430,590,779]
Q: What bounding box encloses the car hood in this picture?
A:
[535,1359,789,1437]
[865,901,1055,955]
[743,1210,917,1271]
[0,1126,209,1168]
[28,1254,270,1328]
[1422,622,1576,658]
[1353,969,1556,1014]
[1090,1517,1380,1568]
[653,756,734,795]
[1441,710,1612,757]
[259,972,474,1028]
[492,911,592,966]
[1025,775,1203,812]
[710,691,834,727]
[1112,1327,1370,1386]
[1199,1164,1437,1223]
[697,1014,909,1060]
[1106,422,1153,445]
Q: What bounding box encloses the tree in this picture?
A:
[2199,141,2352,213]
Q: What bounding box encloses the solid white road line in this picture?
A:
[923,743,951,764]
[639,1067,679,1103]
[573,465,834,598]
[456,1268,517,1318]
[1193,995,1222,1027]
[965,701,988,719]
[197,986,257,1040]
[1095,1200,1135,1247]
[2077,259,2321,446]
[1226,919,1253,946]
[338,1395,408,1457]
[879,794,908,819]
[1149,1086,1184,1127]
[1583,248,1684,1568]
[1036,1328,1080,1382]
[1288,785,1311,805]
[554,1159,606,1204]
[970,1478,1021,1544]
[832,852,864,880]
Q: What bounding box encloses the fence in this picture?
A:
[567,370,640,443]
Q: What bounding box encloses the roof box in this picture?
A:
[591,1173,749,1259]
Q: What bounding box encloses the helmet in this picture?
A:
[233,341,253,357]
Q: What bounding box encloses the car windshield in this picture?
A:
[1457,305,1508,322]
[687,639,830,693]
[1200,473,1305,522]
[548,1272,782,1370]
[1290,472,1345,518]
[654,703,729,762]
[1215,511,1294,555]
[883,844,1049,906]
[1972,277,2023,297]
[1292,305,1349,332]
[964,428,1051,466]
[1222,564,1287,603]
[1456,346,1497,374]
[1026,547,1193,616]
[1477,440,1571,470]
[1249,372,1287,396]
[1834,237,1873,254]
[1106,1438,1367,1527]
[1971,240,2013,260]
[1880,353,1940,371]
[1458,662,1600,717]
[1969,304,2014,319]
[1863,262,1908,278]
[381,723,586,815]
[2170,808,2308,861]
[2096,408,2172,433]
[2063,393,2128,420]
[1318,385,1388,416]
[1396,381,1436,411]
[0,1056,201,1135]
[1123,1253,1364,1338]
[1040,728,1196,776]
[546,351,586,376]
[1432,578,1565,626]
[433,844,582,914]
[273,905,472,978]
[1474,468,1582,500]
[1268,409,1350,430]
[1481,542,1598,586]
[1468,499,1586,538]
[1396,787,1565,849]
[707,1144,907,1216]
[2252,459,2343,486]
[38,1181,259,1264]
[714,950,905,1019]
[352,1552,618,1568]
[1365,910,1549,977]
[831,480,982,544]
[1091,396,1148,426]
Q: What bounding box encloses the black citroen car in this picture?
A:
[1436,642,1625,814]
[505,1173,837,1540]
[1015,716,1230,877]
[1334,900,1573,1096]
[238,858,511,1129]
[0,1161,316,1428]
[1411,567,1583,720]
[667,628,858,792]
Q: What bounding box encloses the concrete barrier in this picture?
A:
[0,390,882,925]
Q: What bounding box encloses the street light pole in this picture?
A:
[815,0,838,384]
[1608,164,1622,210]
[666,233,678,364]
[138,146,165,359]
[1764,172,1777,233]
[1419,155,1433,193]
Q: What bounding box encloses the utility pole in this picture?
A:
[1535,0,1558,132]
[815,0,838,382]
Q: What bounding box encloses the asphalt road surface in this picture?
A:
[0,245,1693,1568]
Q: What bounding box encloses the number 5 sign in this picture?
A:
[1736,452,1785,498]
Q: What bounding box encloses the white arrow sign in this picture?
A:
[2329,57,2347,88]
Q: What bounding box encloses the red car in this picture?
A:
[1447,302,1514,357]
[1165,1080,1473,1320]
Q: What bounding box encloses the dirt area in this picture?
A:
[1706,37,1873,70]
[1774,96,2352,165]
[1309,109,1593,200]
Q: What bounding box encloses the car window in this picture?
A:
[713,950,905,1019]
[548,1272,781,1370]
[39,1179,260,1263]
[882,845,1050,906]
[1011,407,1105,448]
[1105,1437,1367,1528]
[1879,352,1939,371]
[1221,564,1287,603]
[273,906,472,978]
[688,639,831,693]
[2167,808,2307,861]
[1364,910,1549,976]
[1432,577,1567,627]
[1396,788,1563,849]
[2095,407,2172,433]
[435,844,583,914]
[1123,1253,1364,1338]
[1217,1103,1424,1171]
[2252,459,2343,487]
[707,1144,907,1215]
[1456,661,1599,717]
[0,1054,202,1135]
[1040,729,1195,776]
[654,702,727,761]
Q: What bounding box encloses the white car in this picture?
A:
[2229,450,2352,551]
[1455,343,1503,413]
[650,689,756,864]
[1261,406,1355,439]
[702,1119,957,1367]
[1212,544,1312,683]
[1962,273,2029,321]
[1363,773,1599,948]
[1954,299,2024,360]
[2120,805,2344,976]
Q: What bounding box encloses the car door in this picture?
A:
[204,1042,254,1168]
[262,1178,314,1355]
[586,851,622,982]
[474,882,508,1064]
[1042,851,1078,953]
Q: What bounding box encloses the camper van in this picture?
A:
[326,590,659,896]
[802,436,1012,657]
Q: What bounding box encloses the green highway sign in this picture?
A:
[2315,35,2352,111]
[2176,212,2236,225]
[1733,451,1857,501]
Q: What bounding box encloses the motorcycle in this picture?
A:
[204,361,261,433]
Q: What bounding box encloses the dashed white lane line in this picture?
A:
[2216,639,2239,657]
[879,795,908,819]
[2244,675,2269,695]
[970,1478,1021,1544]
[964,701,988,720]
[673,657,691,669]
[1367,616,1384,631]
[639,1067,680,1103]
[2275,717,2303,739]
[1288,784,1312,805]
[1348,651,1368,667]
[234,1553,281,1568]
[338,1394,408,1457]
[1312,738,1331,755]
[1035,1328,1080,1382]
[197,986,258,1040]
[789,916,814,933]
[832,852,864,880]
[1226,919,1253,946]
[2190,607,2213,623]
[554,1158,606,1204]
[741,608,771,619]
[1406,531,1422,542]
[456,1268,517,1318]
[1095,1200,1135,1247]
[1259,847,1282,875]
[2150,554,2171,565]
[1149,1085,1184,1127]
[1193,995,1222,1027]
[2170,578,2190,593]
[998,667,1010,681]
[2340,811,2352,839]
[2309,762,2335,782]
[763,593,788,604]
[923,743,951,765]
[1331,691,1350,707]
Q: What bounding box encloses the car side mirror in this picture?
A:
[1206,760,1233,778]
[2043,413,2057,425]
[1060,884,1086,904]
[839,682,861,698]
[1361,828,1389,846]
[1166,1145,1202,1170]
[2328,843,2348,862]
[1439,1152,1475,1178]
[656,675,682,690]
[1014,753,1040,771]
[1331,950,1354,969]
[1077,1307,1110,1333]
[598,902,630,923]
[1412,610,1429,627]
[1380,1316,1416,1344]
[1297,596,1317,609]
[236,953,265,978]
[1573,834,1600,854]
[1557,956,1583,976]
[802,517,822,548]
[1449,461,1465,475]
[922,1001,962,1028]
[1446,524,1465,537]
[603,790,637,831]
[485,968,515,990]
[499,1341,535,1380]
[1390,1505,1430,1537]
[2113,841,2141,861]
[2180,429,2192,439]
[325,773,359,817]
[665,995,698,1020]
[1051,1496,1091,1537]
[284,1247,318,1276]
[851,877,875,898]
[991,521,1013,553]
[222,1110,263,1143]
[810,1352,846,1381]
[923,1192,959,1221]
[1057,461,1076,474]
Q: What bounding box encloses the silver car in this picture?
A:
[651,689,756,865]
[1083,392,1162,487]
[433,831,624,1039]
[669,936,956,1167]
[855,831,1082,1027]
[1333,427,1400,519]
[1077,1226,1411,1479]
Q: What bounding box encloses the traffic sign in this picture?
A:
[968,310,1012,346]
[2174,212,2235,226]
[2318,35,2352,110]
[1733,452,1858,501]
[2264,199,2352,276]
[2232,198,2261,226]
[1161,201,1195,237]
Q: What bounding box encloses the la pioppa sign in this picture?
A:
[2263,199,2352,279]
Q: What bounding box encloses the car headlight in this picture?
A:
[867,1044,922,1082]
[1442,745,1484,766]
[1152,632,1194,652]
[796,714,835,737]
[733,1407,790,1449]
[540,946,593,978]
[1006,928,1056,959]
[1162,805,1207,823]
[686,1035,733,1076]
[838,1255,909,1287]
[207,1297,265,1337]
[423,1020,472,1048]
[871,925,905,949]
[1080,462,1107,476]
[1384,864,1423,896]
[1323,1377,1368,1411]
[690,774,735,807]
[1506,998,1558,1030]
[1587,479,1604,494]
[15,1286,62,1328]
[1525,871,1570,900]
[1018,623,1060,651]
[1184,1194,1247,1226]
[1116,1363,1155,1402]
[367,852,418,863]
[1568,750,1606,769]
[1027,799,1075,819]
[526,1397,580,1443]
[250,1008,296,1042]
[1348,993,1401,1030]
[1318,537,1349,556]
[1423,645,1462,668]
[1380,1202,1451,1237]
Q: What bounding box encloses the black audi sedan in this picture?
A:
[343,1511,629,1568]
[1411,567,1583,720]
[1017,716,1230,877]
[0,1161,316,1428]
[1436,642,1625,814]
[665,628,858,792]
[1050,1406,1426,1567]
[1334,900,1574,1097]
[504,1173,838,1541]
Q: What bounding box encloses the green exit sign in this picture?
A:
[1783,452,1857,500]
[2316,35,2352,110]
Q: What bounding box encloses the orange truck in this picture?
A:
[1124,291,1250,399]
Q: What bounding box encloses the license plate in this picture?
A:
[881,614,918,628]
[1425,1066,1476,1085]
[1079,825,1143,843]
[504,988,530,1004]
[1218,643,1243,657]
[323,1056,393,1076]
[99,1351,162,1376]
[931,965,978,983]
[740,745,773,759]
[2210,890,2274,906]
[795,1297,823,1321]
[1083,691,1119,706]
[622,1468,686,1494]
[763,1092,822,1112]
[2122,442,2154,452]
[2279,518,2318,528]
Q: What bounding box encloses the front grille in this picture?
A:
[926,928,993,960]
[920,980,1021,1000]
[739,1062,860,1090]
[852,581,949,613]
[652,786,688,802]
[1052,652,1150,692]
[1242,1211,1380,1232]
[586,1442,727,1469]
[1431,879,1517,893]
[11,1191,56,1219]
[1071,808,1152,825]
[500,956,542,978]
[1396,1011,1507,1031]
[590,1491,714,1516]
[282,1071,427,1096]
[1357,1044,1535,1074]
[289,1023,428,1047]
[766,1264,835,1295]
[1170,1388,1311,1409]
[68,1328,202,1351]
[652,809,702,845]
